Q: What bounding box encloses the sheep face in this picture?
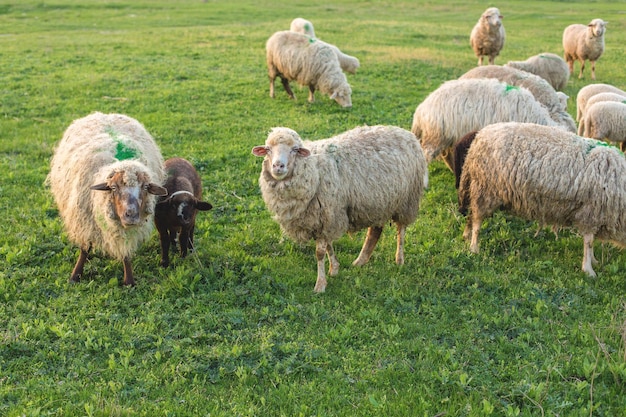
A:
[330,85,352,108]
[157,191,212,226]
[589,19,607,37]
[91,170,167,227]
[483,8,503,29]
[252,138,311,181]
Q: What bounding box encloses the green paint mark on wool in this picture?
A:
[582,137,618,155]
[503,84,520,94]
[539,54,559,61]
[105,126,139,161]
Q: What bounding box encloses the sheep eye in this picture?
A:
[291,147,300,153]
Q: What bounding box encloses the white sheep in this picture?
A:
[459,121,626,277]
[562,18,607,80]
[251,125,428,293]
[48,112,167,286]
[579,101,626,151]
[289,18,360,74]
[577,92,626,135]
[411,78,563,170]
[459,65,576,133]
[576,83,626,122]
[470,7,505,66]
[266,30,352,108]
[505,52,570,91]
[290,17,316,38]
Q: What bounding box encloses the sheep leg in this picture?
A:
[69,248,89,283]
[582,233,597,277]
[159,233,171,268]
[353,226,383,266]
[179,227,190,258]
[280,76,295,99]
[314,239,328,293]
[395,223,406,265]
[269,76,275,98]
[308,85,316,103]
[122,256,136,286]
[578,59,585,79]
[326,242,340,276]
[441,149,455,172]
[469,214,482,254]
[590,60,596,80]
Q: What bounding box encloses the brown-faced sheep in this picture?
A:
[470,7,505,66]
[252,125,427,293]
[459,122,626,277]
[48,112,167,286]
[154,158,212,268]
[563,19,607,80]
[266,30,352,108]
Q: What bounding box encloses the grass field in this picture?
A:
[2,1,626,415]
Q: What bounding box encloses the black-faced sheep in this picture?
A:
[459,122,626,277]
[154,158,213,268]
[289,17,360,74]
[562,19,607,80]
[266,30,352,108]
[469,7,505,66]
[48,112,167,286]
[459,65,576,133]
[252,125,428,293]
[505,53,570,91]
[411,78,563,171]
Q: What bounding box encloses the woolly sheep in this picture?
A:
[505,52,570,91]
[579,101,626,151]
[266,30,352,108]
[411,78,563,170]
[458,122,626,277]
[290,17,316,38]
[577,92,626,135]
[459,65,576,133]
[48,112,167,286]
[251,125,428,293]
[576,83,626,122]
[470,7,505,66]
[154,158,213,268]
[289,18,360,75]
[562,19,607,80]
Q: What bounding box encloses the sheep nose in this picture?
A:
[121,206,140,226]
[273,161,285,169]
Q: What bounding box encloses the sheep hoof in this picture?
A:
[313,278,327,293]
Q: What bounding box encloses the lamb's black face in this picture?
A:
[175,200,195,225]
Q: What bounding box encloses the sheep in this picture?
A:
[154,158,213,268]
[579,101,626,151]
[47,112,167,286]
[251,125,428,293]
[469,7,505,66]
[459,65,576,133]
[458,121,626,277]
[505,52,570,91]
[266,30,352,108]
[290,17,316,38]
[289,18,360,74]
[562,18,607,80]
[411,78,563,171]
[576,83,626,122]
[578,92,626,135]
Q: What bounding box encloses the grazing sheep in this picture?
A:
[459,65,576,133]
[411,78,562,170]
[48,112,167,286]
[576,83,626,122]
[154,158,213,268]
[505,52,570,91]
[266,30,352,108]
[290,17,316,38]
[562,19,607,80]
[252,125,427,293]
[470,7,505,66]
[579,101,626,151]
[458,122,626,277]
[289,18,360,74]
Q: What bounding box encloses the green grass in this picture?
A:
[2,0,626,415]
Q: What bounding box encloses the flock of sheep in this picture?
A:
[47,9,626,293]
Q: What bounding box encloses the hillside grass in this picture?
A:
[1,1,626,416]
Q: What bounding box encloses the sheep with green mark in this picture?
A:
[579,101,626,151]
[47,112,167,286]
[505,53,570,91]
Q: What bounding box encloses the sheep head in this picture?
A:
[330,84,352,108]
[252,128,311,181]
[588,19,607,38]
[91,169,167,227]
[482,7,503,29]
[156,190,212,226]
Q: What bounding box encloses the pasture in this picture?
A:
[1,0,626,415]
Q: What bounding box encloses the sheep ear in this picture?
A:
[90,183,111,191]
[252,146,268,157]
[148,184,168,196]
[297,147,311,157]
[196,201,213,211]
